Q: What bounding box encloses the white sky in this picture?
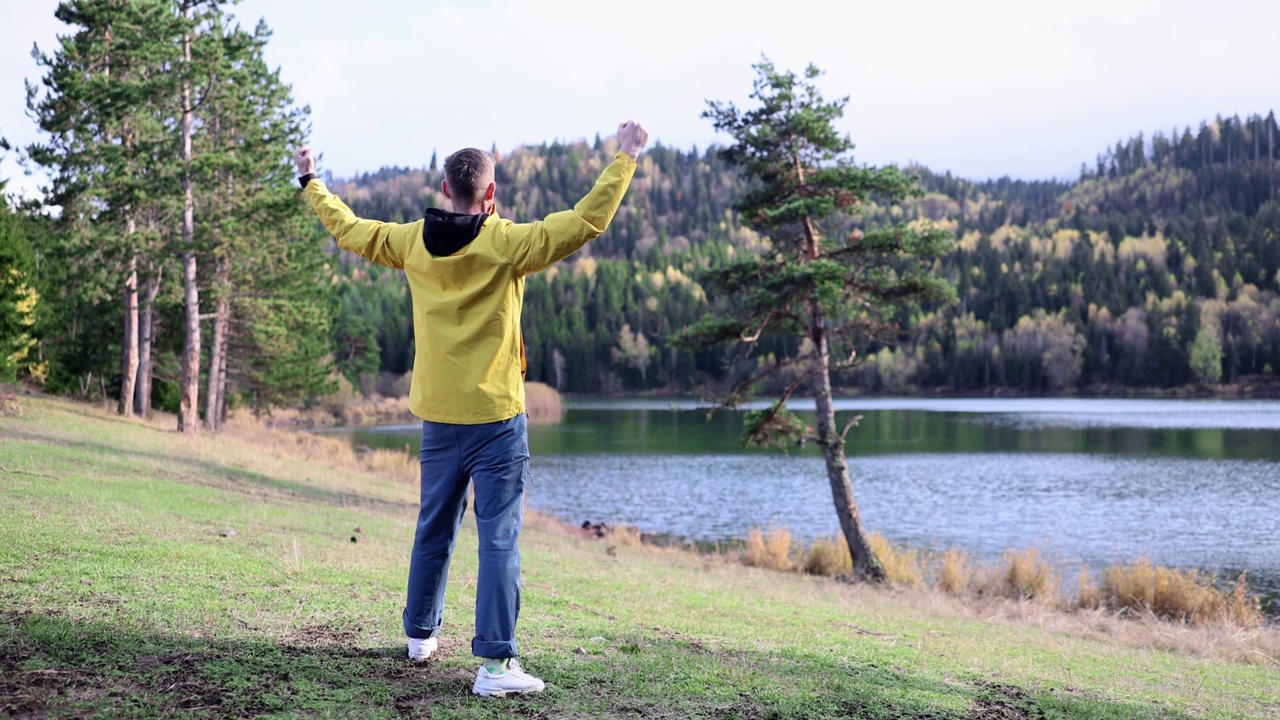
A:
[3,0,1279,199]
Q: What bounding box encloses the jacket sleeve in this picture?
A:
[503,153,637,275]
[304,179,417,269]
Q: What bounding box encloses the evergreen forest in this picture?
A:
[324,114,1280,397]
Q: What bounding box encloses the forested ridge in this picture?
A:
[327,113,1280,396]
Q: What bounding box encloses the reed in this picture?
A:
[1100,559,1263,627]
[866,532,924,587]
[936,547,973,595]
[743,526,794,571]
[991,547,1059,604]
[524,381,564,424]
[222,411,415,482]
[801,534,853,577]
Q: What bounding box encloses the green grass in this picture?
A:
[2,396,1277,719]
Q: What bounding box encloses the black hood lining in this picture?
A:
[422,207,488,257]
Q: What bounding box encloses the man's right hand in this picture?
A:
[292,146,316,177]
[617,121,649,161]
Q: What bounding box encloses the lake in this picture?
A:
[327,397,1280,612]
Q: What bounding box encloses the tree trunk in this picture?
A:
[216,329,229,427]
[206,159,232,432]
[204,264,228,432]
[134,264,161,416]
[177,15,201,435]
[119,245,139,417]
[811,303,886,582]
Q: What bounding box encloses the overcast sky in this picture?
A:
[3,0,1279,198]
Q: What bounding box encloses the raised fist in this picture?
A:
[617,121,649,161]
[291,146,315,176]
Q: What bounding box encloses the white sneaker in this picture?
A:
[407,637,437,661]
[472,659,546,697]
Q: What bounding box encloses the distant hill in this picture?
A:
[328,113,1280,396]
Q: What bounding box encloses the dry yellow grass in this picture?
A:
[936,548,973,595]
[258,378,556,429]
[1077,566,1101,610]
[866,532,924,587]
[743,529,1270,652]
[743,526,794,571]
[989,547,1059,603]
[801,534,853,577]
[524,381,564,425]
[222,410,416,483]
[1101,559,1263,627]
[611,522,644,547]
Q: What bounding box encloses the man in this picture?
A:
[291,120,649,697]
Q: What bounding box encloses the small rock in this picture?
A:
[220,529,238,538]
[588,637,606,643]
[80,578,92,586]
[353,526,364,534]
[573,646,587,654]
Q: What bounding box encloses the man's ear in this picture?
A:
[441,180,452,199]
[485,182,495,201]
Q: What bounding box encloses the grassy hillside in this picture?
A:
[2,396,1277,719]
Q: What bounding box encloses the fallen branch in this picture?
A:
[0,465,62,481]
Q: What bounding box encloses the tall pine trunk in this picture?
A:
[811,304,886,582]
[205,164,232,432]
[216,333,229,427]
[177,15,201,434]
[119,244,139,417]
[134,263,162,416]
[204,258,229,432]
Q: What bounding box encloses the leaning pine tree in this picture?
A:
[681,60,955,581]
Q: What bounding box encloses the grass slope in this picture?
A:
[1,396,1276,719]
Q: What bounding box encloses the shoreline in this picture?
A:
[560,375,1280,402]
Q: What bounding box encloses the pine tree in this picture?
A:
[26,0,184,411]
[193,16,320,430]
[683,60,955,580]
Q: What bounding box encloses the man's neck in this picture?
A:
[450,202,488,215]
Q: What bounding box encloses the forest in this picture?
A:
[3,2,1280,421]
[324,114,1280,397]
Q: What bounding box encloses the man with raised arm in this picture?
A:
[291,121,649,697]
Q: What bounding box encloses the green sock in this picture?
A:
[483,658,509,675]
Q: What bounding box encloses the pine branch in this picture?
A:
[839,414,864,442]
[740,368,813,447]
[739,310,775,343]
[721,349,818,409]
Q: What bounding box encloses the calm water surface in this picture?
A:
[333,398,1280,612]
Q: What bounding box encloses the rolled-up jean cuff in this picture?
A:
[472,638,517,659]
[404,615,440,640]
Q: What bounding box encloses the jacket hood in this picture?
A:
[422,207,489,257]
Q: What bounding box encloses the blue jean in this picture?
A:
[403,413,528,659]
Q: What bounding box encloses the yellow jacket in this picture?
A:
[304,152,637,424]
